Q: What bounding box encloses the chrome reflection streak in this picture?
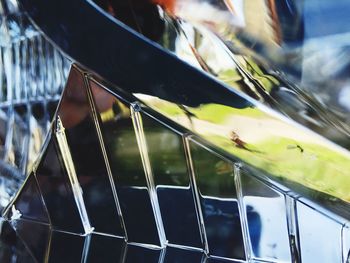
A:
[2,65,350,262]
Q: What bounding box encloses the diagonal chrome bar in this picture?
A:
[55,116,93,235]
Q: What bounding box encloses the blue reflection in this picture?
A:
[297,201,343,263]
[303,0,350,38]
[246,205,262,256]
[141,114,203,248]
[240,173,291,261]
[200,196,245,259]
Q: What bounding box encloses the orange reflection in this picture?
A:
[58,67,90,129]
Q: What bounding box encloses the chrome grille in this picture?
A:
[1,64,349,263]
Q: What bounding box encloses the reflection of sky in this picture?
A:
[245,196,291,262]
[200,195,245,259]
[304,1,350,39]
[297,202,343,263]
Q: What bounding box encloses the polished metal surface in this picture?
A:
[140,112,202,248]
[239,170,291,262]
[2,1,350,262]
[1,65,349,263]
[15,0,350,210]
[89,79,162,245]
[188,139,245,260]
[56,67,123,236]
[164,0,350,142]
[296,201,344,263]
[18,0,350,146]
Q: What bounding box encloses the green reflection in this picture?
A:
[137,94,350,203]
[190,140,235,198]
[141,114,189,186]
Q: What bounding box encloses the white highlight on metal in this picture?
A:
[130,103,167,248]
[285,195,301,263]
[55,115,93,235]
[234,164,253,261]
[10,205,22,221]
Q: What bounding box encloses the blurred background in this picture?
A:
[0,0,69,209]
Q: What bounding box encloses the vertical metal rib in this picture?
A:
[286,195,301,263]
[234,164,252,261]
[81,234,92,263]
[55,116,93,235]
[182,135,209,254]
[342,223,350,263]
[130,103,167,248]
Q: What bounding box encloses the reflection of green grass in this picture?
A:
[244,57,280,93]
[202,133,350,201]
[190,140,236,198]
[142,97,266,123]
[139,96,350,202]
[217,69,242,88]
[188,104,266,124]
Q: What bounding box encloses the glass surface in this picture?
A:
[5,172,49,223]
[10,219,50,263]
[86,234,125,263]
[297,201,343,263]
[163,247,204,263]
[240,171,292,262]
[89,79,160,246]
[0,220,36,263]
[35,138,84,233]
[189,139,245,260]
[124,244,162,263]
[141,113,202,248]
[48,231,86,263]
[57,66,123,236]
